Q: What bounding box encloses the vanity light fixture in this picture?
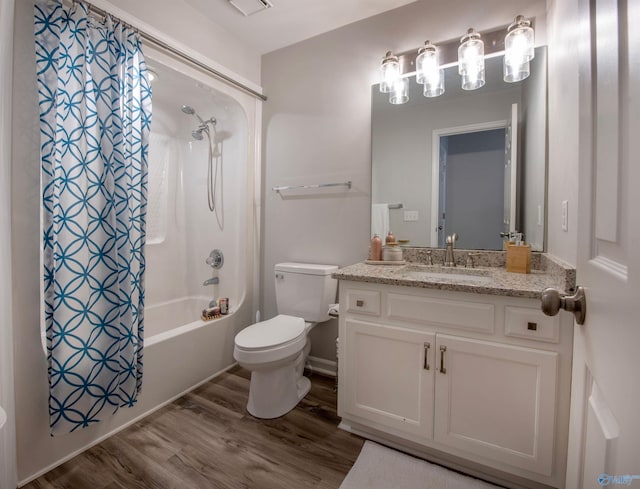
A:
[416,41,444,98]
[379,16,537,104]
[379,51,400,93]
[458,28,485,90]
[504,15,535,82]
[389,77,409,104]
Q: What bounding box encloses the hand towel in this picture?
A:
[371,203,389,240]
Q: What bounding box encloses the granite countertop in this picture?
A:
[332,251,576,299]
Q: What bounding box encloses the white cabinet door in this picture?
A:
[434,334,558,476]
[342,318,435,439]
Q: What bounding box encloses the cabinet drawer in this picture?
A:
[345,289,381,316]
[387,293,494,334]
[504,306,560,343]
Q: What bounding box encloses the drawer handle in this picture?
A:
[527,322,538,331]
[356,300,364,307]
[423,343,430,370]
[439,345,447,374]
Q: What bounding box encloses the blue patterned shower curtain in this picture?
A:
[34,0,152,434]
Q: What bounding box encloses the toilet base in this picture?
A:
[245,354,311,419]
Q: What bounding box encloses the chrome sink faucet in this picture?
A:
[444,233,458,267]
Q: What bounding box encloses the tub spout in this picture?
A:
[203,277,219,286]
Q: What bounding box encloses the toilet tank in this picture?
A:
[275,263,338,323]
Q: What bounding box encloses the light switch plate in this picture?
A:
[561,200,568,232]
[404,210,419,222]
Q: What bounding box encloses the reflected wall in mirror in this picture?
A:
[371,47,547,251]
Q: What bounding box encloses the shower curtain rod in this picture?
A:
[71,0,268,101]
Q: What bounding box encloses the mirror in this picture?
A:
[371,47,547,251]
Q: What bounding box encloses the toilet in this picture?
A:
[233,262,338,419]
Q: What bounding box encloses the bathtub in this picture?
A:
[145,296,220,343]
[139,295,251,410]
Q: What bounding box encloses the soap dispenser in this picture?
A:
[369,234,382,261]
[385,231,396,245]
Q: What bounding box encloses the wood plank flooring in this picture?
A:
[23,367,364,489]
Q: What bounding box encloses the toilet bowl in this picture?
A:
[233,262,338,419]
[234,315,310,419]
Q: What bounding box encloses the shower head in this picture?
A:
[182,104,216,141]
[181,105,195,115]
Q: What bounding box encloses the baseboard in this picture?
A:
[306,355,337,377]
[18,363,239,487]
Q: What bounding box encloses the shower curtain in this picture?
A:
[34,0,152,434]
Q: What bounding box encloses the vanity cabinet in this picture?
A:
[342,318,435,439]
[433,334,557,476]
[338,281,573,488]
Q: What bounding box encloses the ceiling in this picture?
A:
[184,0,421,55]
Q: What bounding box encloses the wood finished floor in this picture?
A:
[24,367,364,489]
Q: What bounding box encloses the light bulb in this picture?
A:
[504,15,534,82]
[380,51,400,93]
[458,29,485,90]
[389,77,409,105]
[416,41,444,97]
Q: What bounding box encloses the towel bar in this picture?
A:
[272,181,352,192]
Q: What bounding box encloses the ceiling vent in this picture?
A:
[228,0,273,16]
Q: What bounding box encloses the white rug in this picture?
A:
[339,441,502,489]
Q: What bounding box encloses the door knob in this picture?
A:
[541,286,586,325]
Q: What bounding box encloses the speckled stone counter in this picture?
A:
[332,251,575,299]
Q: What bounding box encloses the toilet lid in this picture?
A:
[235,314,305,351]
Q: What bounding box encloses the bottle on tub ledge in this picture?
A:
[369,234,382,261]
[201,297,230,321]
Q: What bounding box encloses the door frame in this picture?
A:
[0,0,18,487]
[430,120,509,247]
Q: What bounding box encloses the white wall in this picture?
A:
[546,0,579,266]
[261,0,548,362]
[0,0,18,486]
[102,0,261,85]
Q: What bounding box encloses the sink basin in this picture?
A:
[396,266,493,284]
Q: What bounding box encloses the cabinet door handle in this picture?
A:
[439,345,447,374]
[423,343,430,370]
[356,300,364,307]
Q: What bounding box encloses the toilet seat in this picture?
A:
[235,314,305,350]
[234,315,307,366]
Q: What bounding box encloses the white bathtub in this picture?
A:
[145,296,220,343]
[140,295,250,404]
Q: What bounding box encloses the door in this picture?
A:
[433,334,558,476]
[565,0,640,487]
[430,121,507,248]
[341,318,435,440]
[434,126,507,250]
